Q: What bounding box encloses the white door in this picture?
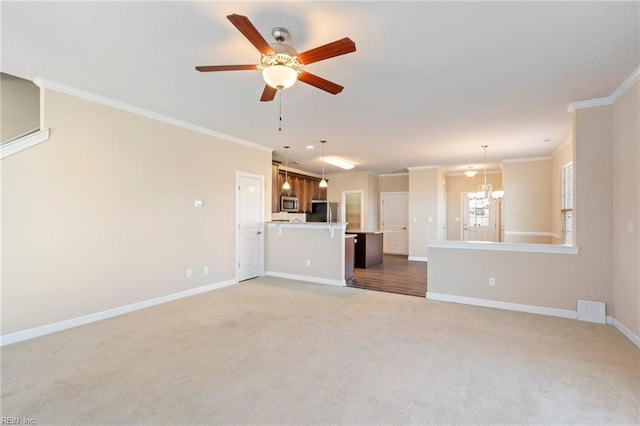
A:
[462,194,497,241]
[381,192,408,254]
[236,172,264,281]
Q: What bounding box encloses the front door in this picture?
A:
[381,192,408,254]
[462,194,497,241]
[236,172,264,281]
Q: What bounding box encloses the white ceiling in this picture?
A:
[2,1,638,174]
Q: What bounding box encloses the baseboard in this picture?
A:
[408,256,428,262]
[610,316,640,349]
[265,271,346,287]
[426,292,577,320]
[0,279,238,347]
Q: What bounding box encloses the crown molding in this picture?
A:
[379,172,409,177]
[278,165,323,179]
[446,170,501,177]
[407,165,441,171]
[567,97,611,113]
[32,77,272,153]
[567,65,640,113]
[610,65,640,103]
[502,156,550,164]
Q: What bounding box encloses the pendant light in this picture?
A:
[282,146,291,191]
[319,140,328,188]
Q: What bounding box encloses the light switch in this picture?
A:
[428,217,434,223]
[455,217,460,222]
[194,200,203,208]
[627,221,634,233]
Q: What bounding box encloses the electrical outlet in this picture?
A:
[203,266,209,274]
[488,277,496,287]
[306,260,311,266]
[186,269,192,278]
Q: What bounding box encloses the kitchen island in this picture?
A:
[345,230,386,268]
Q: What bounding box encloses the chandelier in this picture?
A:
[467,145,504,201]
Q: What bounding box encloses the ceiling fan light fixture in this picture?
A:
[262,65,298,89]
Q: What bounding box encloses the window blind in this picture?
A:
[561,161,574,246]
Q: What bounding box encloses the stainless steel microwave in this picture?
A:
[280,196,298,212]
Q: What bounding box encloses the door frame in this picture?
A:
[341,190,365,230]
[380,191,409,255]
[235,171,265,282]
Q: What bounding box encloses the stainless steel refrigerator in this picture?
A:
[306,201,339,222]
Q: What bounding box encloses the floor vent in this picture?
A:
[577,300,606,324]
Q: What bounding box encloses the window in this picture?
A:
[561,161,574,246]
[469,198,490,227]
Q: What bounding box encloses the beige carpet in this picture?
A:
[1,277,639,425]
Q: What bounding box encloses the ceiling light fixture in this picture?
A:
[262,65,298,90]
[323,156,355,170]
[261,34,300,90]
[464,166,477,178]
[467,145,503,201]
[282,146,291,191]
[319,140,328,188]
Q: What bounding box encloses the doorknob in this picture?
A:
[402,227,406,230]
[256,231,262,235]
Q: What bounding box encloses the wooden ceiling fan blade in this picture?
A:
[296,37,356,65]
[260,85,277,102]
[227,14,275,56]
[195,65,258,72]
[297,71,344,95]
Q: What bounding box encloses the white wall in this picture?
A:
[1,88,272,335]
[611,81,639,338]
[502,159,552,243]
[378,173,409,193]
[408,167,441,259]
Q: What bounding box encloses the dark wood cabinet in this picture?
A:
[272,163,327,213]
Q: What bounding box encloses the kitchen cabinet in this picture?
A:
[273,163,327,213]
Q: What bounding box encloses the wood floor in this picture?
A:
[347,254,427,297]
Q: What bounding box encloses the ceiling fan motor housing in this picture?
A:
[261,43,301,69]
[272,27,290,43]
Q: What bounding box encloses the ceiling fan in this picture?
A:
[196,14,356,102]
